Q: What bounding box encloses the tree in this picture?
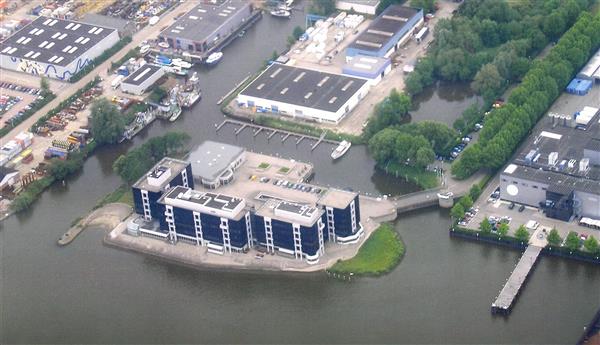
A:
[546,228,562,246]
[292,26,304,40]
[479,218,492,233]
[471,63,504,101]
[583,235,599,254]
[515,225,530,242]
[497,223,509,238]
[469,184,482,201]
[459,195,473,210]
[90,98,125,145]
[410,0,436,13]
[565,231,581,252]
[415,146,435,168]
[40,77,50,96]
[450,203,465,220]
[48,154,83,181]
[364,89,411,138]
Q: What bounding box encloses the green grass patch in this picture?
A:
[383,161,439,190]
[278,166,290,174]
[258,162,270,169]
[94,184,134,210]
[329,223,405,276]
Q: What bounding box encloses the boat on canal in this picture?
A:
[205,52,223,66]
[331,140,351,160]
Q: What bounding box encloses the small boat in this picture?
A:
[169,105,182,122]
[154,54,172,66]
[172,58,193,69]
[165,65,188,76]
[205,52,223,65]
[331,140,351,160]
[270,8,291,18]
[139,45,151,55]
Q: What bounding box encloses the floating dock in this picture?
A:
[491,245,542,314]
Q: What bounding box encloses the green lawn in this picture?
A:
[329,223,405,276]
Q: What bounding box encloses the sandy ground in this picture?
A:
[105,195,397,273]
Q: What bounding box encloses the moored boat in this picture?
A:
[331,140,351,160]
[270,8,291,18]
[205,52,223,65]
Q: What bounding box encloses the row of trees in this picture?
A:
[452,11,600,179]
[547,229,599,253]
[405,0,590,100]
[368,128,436,169]
[113,132,190,184]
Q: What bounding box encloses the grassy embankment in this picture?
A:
[93,184,134,210]
[329,223,405,276]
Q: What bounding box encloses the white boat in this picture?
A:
[149,16,160,26]
[139,45,150,55]
[169,105,182,122]
[205,52,223,65]
[172,58,193,69]
[165,65,188,76]
[331,140,351,160]
[270,8,291,18]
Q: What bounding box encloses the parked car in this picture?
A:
[518,204,525,212]
[508,202,515,210]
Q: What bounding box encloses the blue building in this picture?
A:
[319,189,363,244]
[346,5,423,60]
[158,186,252,254]
[132,157,193,221]
[254,200,325,264]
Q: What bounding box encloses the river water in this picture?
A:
[2,7,599,344]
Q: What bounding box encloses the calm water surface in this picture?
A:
[1,6,599,344]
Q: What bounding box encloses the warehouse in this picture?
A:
[236,64,370,124]
[158,0,256,57]
[342,55,391,86]
[120,63,165,95]
[188,141,246,189]
[129,142,364,264]
[577,48,600,83]
[0,16,119,80]
[336,0,380,15]
[346,5,423,60]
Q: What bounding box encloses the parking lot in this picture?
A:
[464,181,600,242]
[0,84,42,129]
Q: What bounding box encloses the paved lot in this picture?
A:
[0,88,38,130]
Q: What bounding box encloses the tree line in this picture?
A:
[452,10,600,179]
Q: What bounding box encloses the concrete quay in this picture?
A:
[58,203,132,246]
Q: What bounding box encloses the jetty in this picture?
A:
[491,244,543,314]
[216,119,339,149]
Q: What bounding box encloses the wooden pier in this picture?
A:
[216,119,339,149]
[491,245,543,314]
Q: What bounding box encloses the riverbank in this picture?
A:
[58,203,132,246]
[328,223,405,277]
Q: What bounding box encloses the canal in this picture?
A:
[1,6,599,343]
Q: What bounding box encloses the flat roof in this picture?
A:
[160,0,249,42]
[343,55,390,78]
[348,5,420,52]
[319,189,357,209]
[189,141,245,182]
[501,164,600,195]
[256,199,323,227]
[0,16,116,67]
[122,64,163,86]
[133,157,189,193]
[239,64,368,113]
[579,48,600,78]
[339,0,380,5]
[161,185,246,220]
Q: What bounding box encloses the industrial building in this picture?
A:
[499,107,600,221]
[342,55,391,85]
[120,63,165,95]
[336,0,380,15]
[188,141,246,189]
[236,64,370,124]
[0,16,119,80]
[158,0,256,58]
[129,141,364,264]
[577,48,600,83]
[346,5,423,60]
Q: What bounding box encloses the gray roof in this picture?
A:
[239,64,368,113]
[189,141,245,182]
[349,5,420,52]
[585,138,600,152]
[319,189,357,209]
[502,164,600,195]
[81,13,131,32]
[123,64,163,86]
[0,16,116,67]
[339,0,380,5]
[160,0,249,42]
[132,157,189,193]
